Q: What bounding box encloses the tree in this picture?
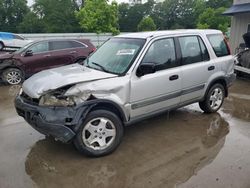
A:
[206,0,233,9]
[150,0,205,30]
[197,7,230,33]
[18,12,45,33]
[118,0,155,32]
[33,0,81,33]
[0,0,29,32]
[76,0,119,34]
[137,16,156,31]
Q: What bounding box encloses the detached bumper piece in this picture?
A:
[15,96,89,143]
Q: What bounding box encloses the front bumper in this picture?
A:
[15,95,91,143]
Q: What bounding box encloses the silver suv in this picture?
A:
[15,30,236,157]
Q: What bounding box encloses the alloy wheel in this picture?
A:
[82,117,116,150]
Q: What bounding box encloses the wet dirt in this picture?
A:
[0,78,249,188]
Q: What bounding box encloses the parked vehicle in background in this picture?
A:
[15,29,235,157]
[0,32,32,50]
[235,32,250,75]
[0,39,95,85]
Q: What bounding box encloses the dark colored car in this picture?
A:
[0,39,95,85]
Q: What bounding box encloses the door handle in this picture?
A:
[44,54,51,57]
[208,66,215,71]
[70,51,77,54]
[169,75,179,81]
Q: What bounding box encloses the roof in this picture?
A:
[223,3,250,15]
[116,29,222,39]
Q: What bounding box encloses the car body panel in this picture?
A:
[22,64,117,98]
[15,29,236,144]
[0,39,95,79]
[0,32,32,48]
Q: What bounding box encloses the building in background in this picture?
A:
[223,0,250,54]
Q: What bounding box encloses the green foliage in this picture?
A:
[33,0,81,33]
[205,0,233,9]
[137,16,156,31]
[76,0,119,35]
[118,0,155,32]
[197,7,230,33]
[0,0,29,32]
[18,12,45,33]
[0,0,233,34]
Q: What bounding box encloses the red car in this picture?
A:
[0,39,95,85]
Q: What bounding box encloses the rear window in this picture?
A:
[70,41,87,48]
[207,34,230,57]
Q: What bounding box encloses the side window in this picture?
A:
[70,41,86,48]
[207,34,230,57]
[179,36,203,65]
[247,24,250,32]
[28,42,49,53]
[142,38,177,71]
[50,41,72,51]
[198,37,210,61]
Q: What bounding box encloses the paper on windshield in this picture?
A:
[116,49,135,56]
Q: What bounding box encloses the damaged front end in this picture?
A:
[15,86,96,143]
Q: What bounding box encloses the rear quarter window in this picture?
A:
[207,34,230,57]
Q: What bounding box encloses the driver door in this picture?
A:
[130,38,182,119]
[20,41,53,75]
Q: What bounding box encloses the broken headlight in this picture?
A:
[39,87,92,107]
[39,94,75,107]
[39,86,75,107]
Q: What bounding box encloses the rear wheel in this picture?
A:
[1,68,24,85]
[74,109,124,157]
[199,83,225,113]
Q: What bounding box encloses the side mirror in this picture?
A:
[24,50,33,57]
[136,63,156,77]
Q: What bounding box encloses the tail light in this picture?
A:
[91,47,96,53]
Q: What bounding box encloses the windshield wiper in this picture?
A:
[91,62,111,73]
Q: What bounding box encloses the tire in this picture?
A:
[74,109,124,157]
[199,83,225,113]
[1,68,24,85]
[0,42,4,50]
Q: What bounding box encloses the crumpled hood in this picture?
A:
[0,53,14,60]
[23,64,118,98]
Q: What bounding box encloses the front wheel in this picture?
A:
[1,68,24,85]
[199,83,225,113]
[74,110,124,157]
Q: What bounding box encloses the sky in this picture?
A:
[27,0,129,6]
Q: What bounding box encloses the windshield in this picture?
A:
[85,38,145,75]
[13,43,31,54]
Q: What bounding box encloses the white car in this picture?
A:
[15,29,236,157]
[0,32,32,50]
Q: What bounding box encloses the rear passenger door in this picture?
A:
[49,40,77,68]
[130,38,181,118]
[178,35,216,103]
